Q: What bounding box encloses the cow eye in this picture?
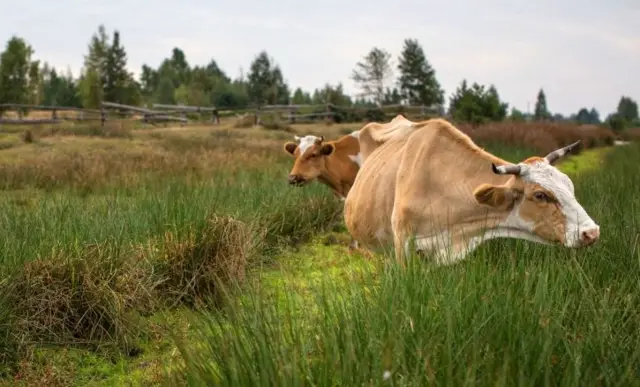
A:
[533,191,550,201]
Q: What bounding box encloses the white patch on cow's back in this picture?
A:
[296,135,321,156]
[519,161,598,247]
[348,153,363,167]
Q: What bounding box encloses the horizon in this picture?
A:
[2,0,638,117]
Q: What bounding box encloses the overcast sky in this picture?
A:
[2,0,638,116]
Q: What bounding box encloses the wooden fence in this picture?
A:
[0,101,444,127]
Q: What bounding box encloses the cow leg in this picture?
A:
[392,232,408,269]
[391,206,411,269]
[347,238,377,260]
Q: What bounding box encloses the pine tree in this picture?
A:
[78,25,109,108]
[104,30,130,103]
[246,51,289,105]
[0,36,35,108]
[534,88,550,120]
[396,38,444,107]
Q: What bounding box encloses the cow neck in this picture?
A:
[439,145,516,227]
[318,150,348,197]
[456,166,518,234]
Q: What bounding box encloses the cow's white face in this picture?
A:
[283,135,335,186]
[473,142,600,249]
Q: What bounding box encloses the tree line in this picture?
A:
[0,24,638,131]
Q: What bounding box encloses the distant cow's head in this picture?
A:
[473,141,600,248]
[283,135,335,186]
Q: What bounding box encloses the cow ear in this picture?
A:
[284,142,297,156]
[319,143,334,156]
[473,183,515,209]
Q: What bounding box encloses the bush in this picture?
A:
[455,121,615,155]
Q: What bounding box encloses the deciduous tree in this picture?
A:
[351,47,393,105]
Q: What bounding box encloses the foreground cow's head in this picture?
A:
[473,140,600,248]
[283,135,335,186]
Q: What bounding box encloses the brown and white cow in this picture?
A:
[344,118,600,266]
[283,115,416,251]
[282,114,416,200]
[283,131,361,200]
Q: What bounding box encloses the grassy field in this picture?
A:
[0,118,638,386]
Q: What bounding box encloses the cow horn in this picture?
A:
[491,163,522,175]
[316,136,324,143]
[544,140,581,164]
[294,135,301,141]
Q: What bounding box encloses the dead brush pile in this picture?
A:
[456,121,616,154]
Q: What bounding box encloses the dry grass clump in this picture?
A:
[260,195,343,251]
[0,215,260,367]
[21,130,34,144]
[454,121,615,154]
[233,113,255,128]
[0,195,343,368]
[151,214,261,309]
[258,112,293,132]
[3,244,157,354]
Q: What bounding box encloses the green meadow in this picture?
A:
[0,121,637,386]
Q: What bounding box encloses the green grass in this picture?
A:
[169,143,640,386]
[0,122,635,386]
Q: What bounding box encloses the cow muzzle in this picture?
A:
[579,227,600,246]
[288,174,306,186]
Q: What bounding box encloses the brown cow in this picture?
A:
[283,131,362,200]
[283,115,416,251]
[283,114,416,199]
[344,118,600,266]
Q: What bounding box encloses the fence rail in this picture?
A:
[0,101,444,127]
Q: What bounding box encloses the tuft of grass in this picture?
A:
[3,243,156,356]
[151,214,261,309]
[21,130,34,143]
[170,143,640,386]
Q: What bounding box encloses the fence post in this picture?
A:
[325,103,333,125]
[181,111,187,127]
[100,108,106,128]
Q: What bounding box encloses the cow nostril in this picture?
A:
[581,229,600,244]
[288,175,303,185]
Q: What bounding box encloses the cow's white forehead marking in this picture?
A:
[519,161,596,247]
[521,162,574,196]
[295,135,321,156]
